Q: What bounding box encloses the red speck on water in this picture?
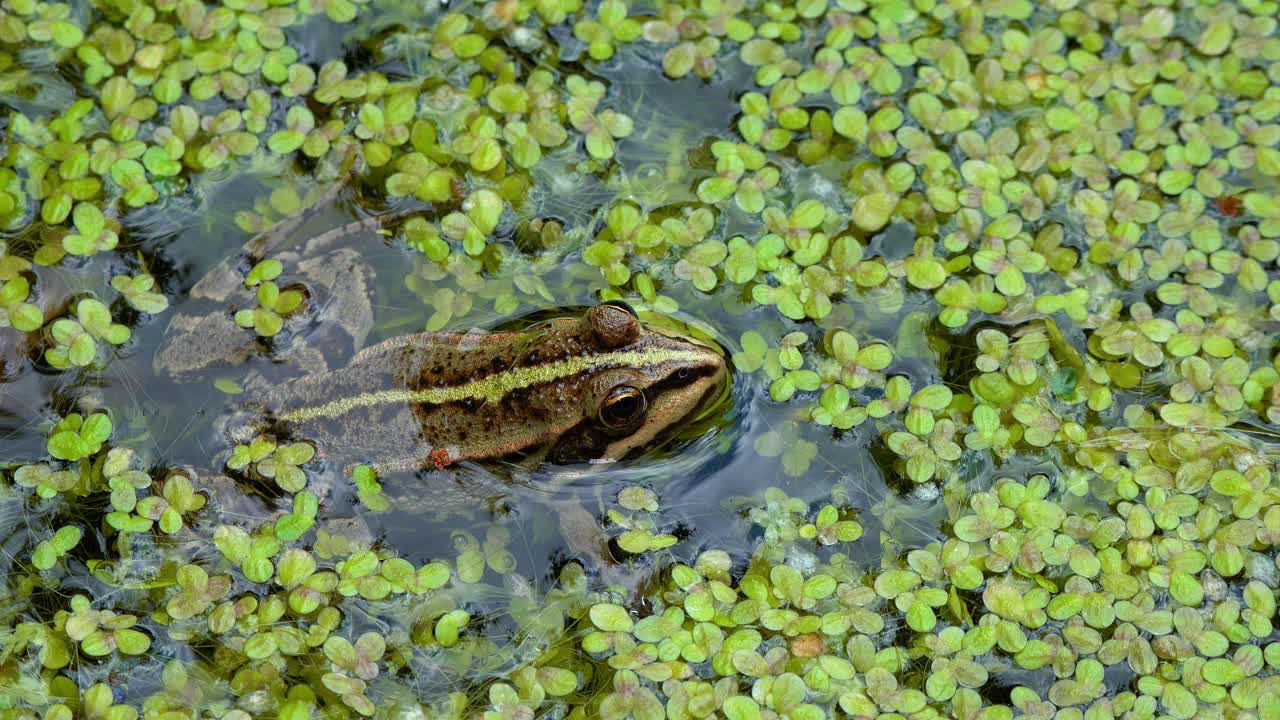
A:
[1214,195,1242,216]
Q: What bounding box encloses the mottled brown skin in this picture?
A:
[246,303,728,473]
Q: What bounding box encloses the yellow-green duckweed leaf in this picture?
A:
[590,603,634,633]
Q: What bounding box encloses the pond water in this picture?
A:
[3,1,1280,718]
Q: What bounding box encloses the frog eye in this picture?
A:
[599,386,647,430]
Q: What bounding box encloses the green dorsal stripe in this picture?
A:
[277,348,709,423]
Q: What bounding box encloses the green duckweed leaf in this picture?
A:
[589,603,634,633]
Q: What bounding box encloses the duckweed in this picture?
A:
[5,0,1280,718]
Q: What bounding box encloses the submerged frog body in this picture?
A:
[236,302,728,472]
[164,291,729,569]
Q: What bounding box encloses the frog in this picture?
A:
[241,301,728,471]
[155,218,730,569]
[245,301,727,558]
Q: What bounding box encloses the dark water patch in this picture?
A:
[0,370,54,459]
